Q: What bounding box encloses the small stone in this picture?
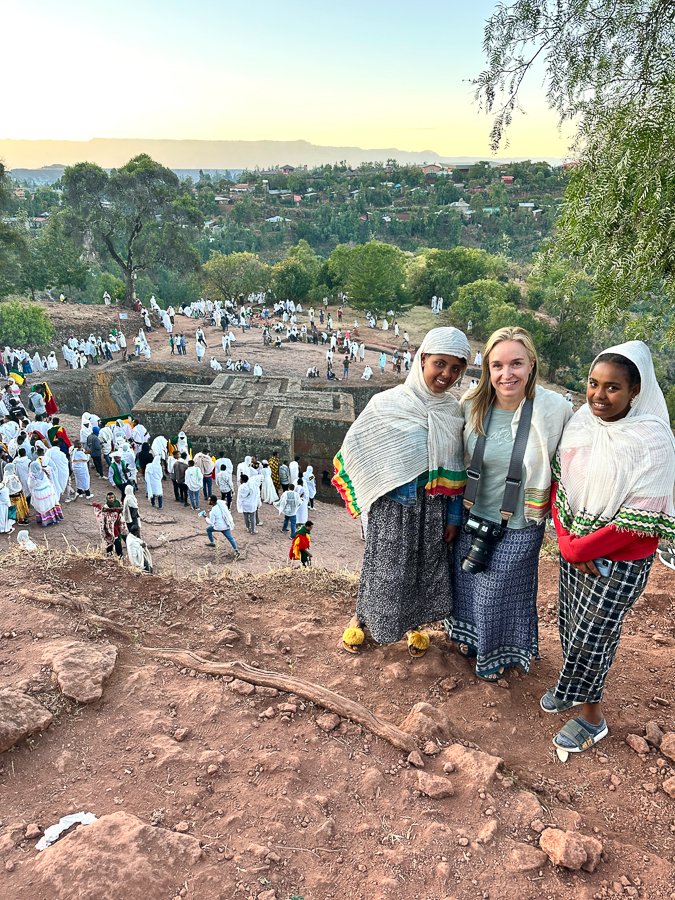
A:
[228,679,255,696]
[207,764,219,776]
[215,629,240,644]
[5,860,15,872]
[530,818,546,833]
[659,732,675,762]
[276,702,297,714]
[642,783,658,794]
[539,828,588,871]
[507,843,548,873]
[173,727,189,742]
[25,823,41,839]
[407,750,425,769]
[440,676,459,692]
[423,740,440,756]
[257,891,276,900]
[457,837,469,847]
[662,775,675,799]
[610,774,621,787]
[265,851,281,864]
[645,721,664,748]
[580,835,603,873]
[442,762,456,774]
[625,733,650,755]
[258,707,275,719]
[416,771,454,799]
[174,820,190,833]
[316,713,341,732]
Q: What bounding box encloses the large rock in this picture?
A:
[43,640,117,703]
[440,743,502,790]
[28,812,203,899]
[659,732,675,762]
[399,702,452,741]
[539,828,603,872]
[0,689,53,752]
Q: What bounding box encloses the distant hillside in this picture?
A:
[0,137,565,172]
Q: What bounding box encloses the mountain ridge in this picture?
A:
[0,137,564,170]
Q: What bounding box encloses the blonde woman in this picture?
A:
[444,327,572,681]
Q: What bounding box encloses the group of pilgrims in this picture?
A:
[0,374,318,570]
[332,325,675,758]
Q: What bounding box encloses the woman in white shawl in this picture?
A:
[122,484,141,535]
[236,455,252,482]
[0,479,13,534]
[175,431,190,457]
[47,352,58,371]
[304,465,317,509]
[295,476,309,525]
[151,435,168,466]
[120,442,138,485]
[545,341,675,756]
[44,447,72,502]
[144,456,164,509]
[126,531,153,572]
[260,461,277,504]
[27,460,64,526]
[333,326,471,657]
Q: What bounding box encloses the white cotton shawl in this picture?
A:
[333,327,471,517]
[462,385,573,523]
[556,341,675,538]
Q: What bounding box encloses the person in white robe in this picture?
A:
[71,444,92,497]
[304,465,317,509]
[132,421,150,454]
[175,431,190,457]
[44,447,73,502]
[210,357,223,372]
[151,435,169,466]
[47,352,58,370]
[144,457,164,509]
[0,480,13,534]
[294,479,309,525]
[289,458,300,484]
[126,532,153,572]
[260,461,277,504]
[362,365,373,381]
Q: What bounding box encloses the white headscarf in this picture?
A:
[17,530,37,551]
[333,327,471,517]
[556,341,675,539]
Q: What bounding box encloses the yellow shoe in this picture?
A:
[341,625,365,654]
[407,631,430,658]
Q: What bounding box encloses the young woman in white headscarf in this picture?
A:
[333,326,471,658]
[304,465,317,509]
[544,341,675,755]
[443,327,572,681]
[144,456,164,509]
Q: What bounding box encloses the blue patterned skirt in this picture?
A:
[444,518,545,677]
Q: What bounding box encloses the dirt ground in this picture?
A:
[1,301,672,899]
[0,551,673,900]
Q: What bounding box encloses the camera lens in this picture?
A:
[461,534,492,575]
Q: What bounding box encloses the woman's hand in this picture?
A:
[572,559,601,577]
[444,524,459,544]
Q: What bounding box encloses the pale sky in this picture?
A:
[3,0,572,158]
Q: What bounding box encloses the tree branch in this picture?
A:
[142,647,418,753]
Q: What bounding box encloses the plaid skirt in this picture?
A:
[444,520,545,677]
[551,555,654,704]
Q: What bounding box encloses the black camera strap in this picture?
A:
[463,397,534,523]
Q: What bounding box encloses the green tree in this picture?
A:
[0,163,26,298]
[342,241,411,314]
[271,258,313,301]
[20,212,89,300]
[0,300,54,347]
[203,251,270,301]
[476,1,675,336]
[62,154,203,305]
[449,279,515,337]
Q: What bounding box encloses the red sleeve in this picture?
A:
[550,484,656,562]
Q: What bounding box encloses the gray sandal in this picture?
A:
[553,717,608,753]
[539,689,581,715]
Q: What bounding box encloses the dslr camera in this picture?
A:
[461,514,505,575]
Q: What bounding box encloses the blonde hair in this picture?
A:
[465,326,539,435]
